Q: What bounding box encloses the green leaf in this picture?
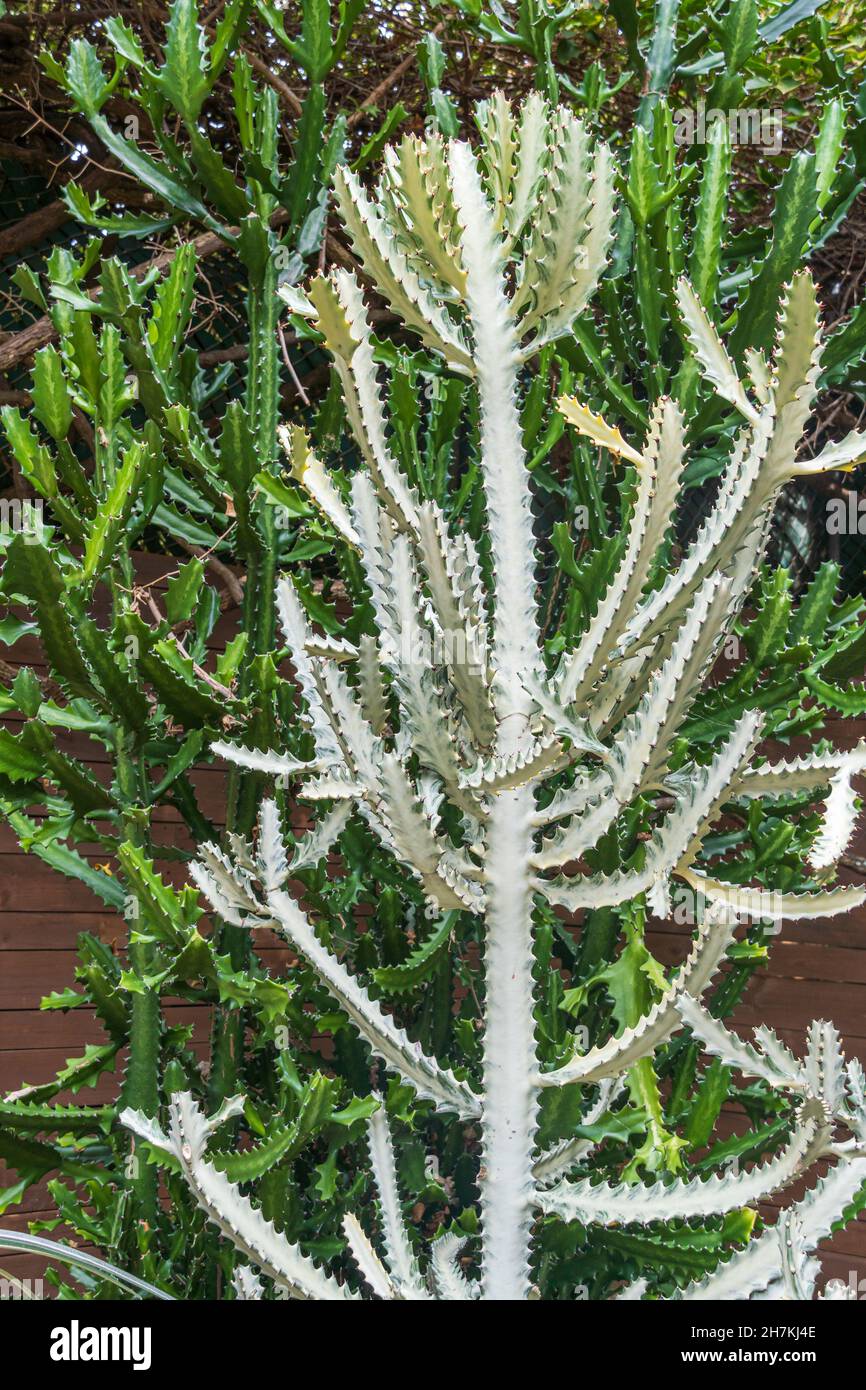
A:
[117,842,200,946]
[315,1147,339,1200]
[63,182,175,239]
[625,126,664,228]
[297,0,334,79]
[573,1109,649,1144]
[8,1043,119,1105]
[822,297,866,385]
[41,985,86,1010]
[32,842,126,910]
[188,128,250,222]
[681,0,830,74]
[741,568,792,669]
[103,15,150,68]
[21,720,114,815]
[0,1130,108,1208]
[215,633,248,686]
[215,1076,338,1181]
[0,538,96,699]
[430,89,460,140]
[0,729,46,783]
[59,39,110,118]
[0,408,54,497]
[330,1095,380,1127]
[149,730,205,800]
[31,346,72,443]
[97,324,132,433]
[151,501,225,550]
[730,153,818,356]
[418,31,447,89]
[804,670,866,716]
[11,667,42,717]
[237,214,273,288]
[759,0,830,46]
[62,310,101,404]
[220,402,259,498]
[813,99,846,213]
[0,616,36,646]
[212,0,251,76]
[161,0,210,121]
[293,578,343,635]
[165,557,205,624]
[372,914,454,992]
[254,470,311,517]
[118,612,229,724]
[76,940,128,1042]
[287,85,327,227]
[11,264,47,311]
[592,1217,751,1277]
[88,115,219,231]
[213,956,291,1022]
[81,440,149,586]
[351,102,408,174]
[688,118,731,307]
[147,243,197,372]
[0,1100,114,1135]
[694,1116,790,1172]
[214,1120,301,1182]
[634,228,664,360]
[641,0,680,102]
[720,0,759,70]
[75,616,150,730]
[789,562,840,647]
[684,1060,730,1148]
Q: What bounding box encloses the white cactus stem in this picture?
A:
[479,786,539,1299]
[448,139,537,716]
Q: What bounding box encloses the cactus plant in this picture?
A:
[118,94,866,1300]
[0,0,391,1287]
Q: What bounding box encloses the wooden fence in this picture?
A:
[2,554,866,1294]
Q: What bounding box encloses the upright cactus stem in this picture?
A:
[124,94,866,1299]
[211,229,282,1104]
[116,721,160,1230]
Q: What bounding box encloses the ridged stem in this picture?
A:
[211,239,279,1104]
[114,566,159,1230]
[479,784,539,1300]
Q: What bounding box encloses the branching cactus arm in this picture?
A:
[538,1114,825,1225]
[265,885,479,1117]
[448,139,538,714]
[676,1152,866,1301]
[538,908,737,1089]
[430,1233,478,1300]
[364,1107,429,1299]
[342,1214,396,1300]
[121,1096,358,1301]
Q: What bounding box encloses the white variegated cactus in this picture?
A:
[124,95,866,1301]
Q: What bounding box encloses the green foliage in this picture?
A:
[1,0,866,1300]
[104,92,864,1297]
[0,0,387,1290]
